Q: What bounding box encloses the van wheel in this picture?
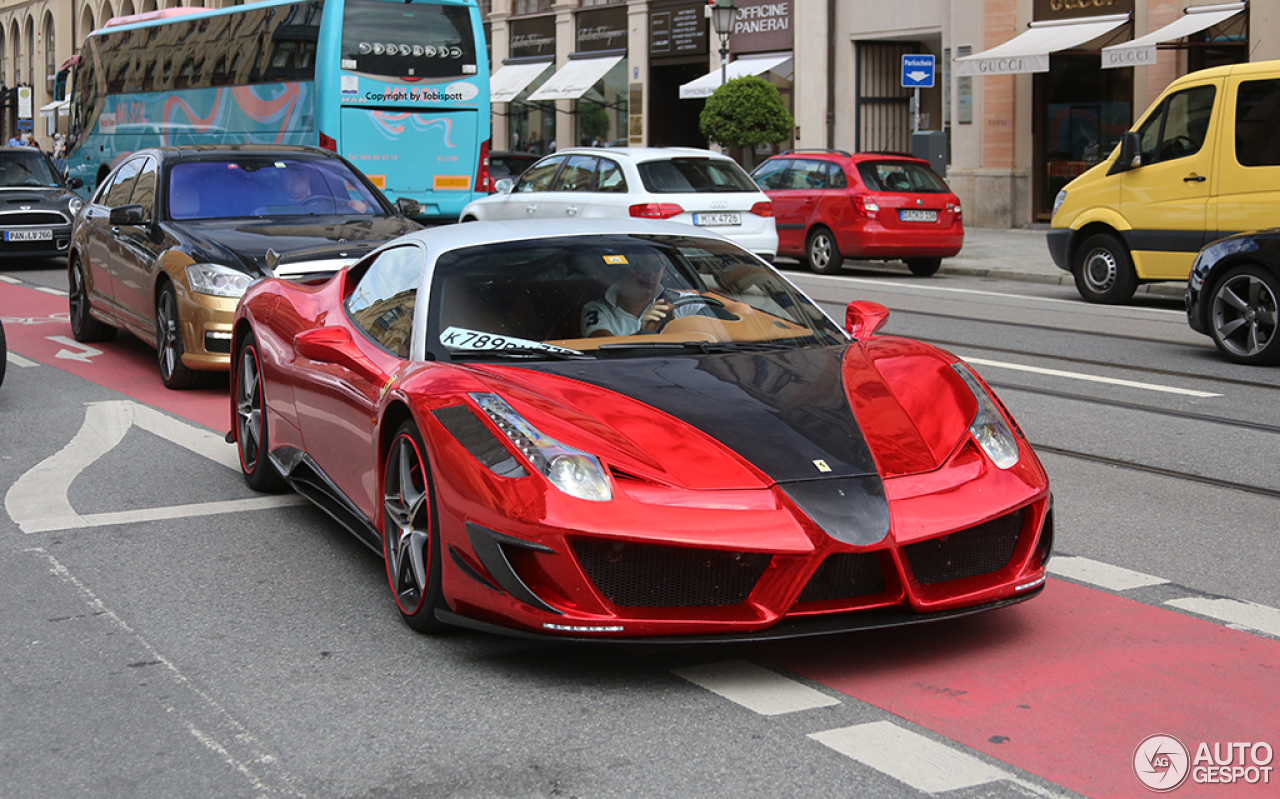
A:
[1073,233,1137,304]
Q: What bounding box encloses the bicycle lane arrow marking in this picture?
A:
[49,335,103,362]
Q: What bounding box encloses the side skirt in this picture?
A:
[269,447,383,554]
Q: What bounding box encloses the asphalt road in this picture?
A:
[3,249,1278,799]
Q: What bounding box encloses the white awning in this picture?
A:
[678,52,794,99]
[489,61,552,104]
[527,55,623,102]
[954,14,1130,76]
[1103,3,1245,68]
[39,99,69,117]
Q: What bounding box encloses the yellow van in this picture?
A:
[1048,61,1280,304]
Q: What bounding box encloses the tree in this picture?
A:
[578,102,610,145]
[699,76,794,166]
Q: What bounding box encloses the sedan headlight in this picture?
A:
[952,362,1019,469]
[1052,189,1067,219]
[471,393,612,501]
[186,263,254,298]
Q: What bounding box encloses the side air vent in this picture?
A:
[432,405,528,478]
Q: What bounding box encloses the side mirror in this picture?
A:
[1109,131,1142,175]
[845,300,891,339]
[293,327,386,383]
[67,177,84,189]
[108,204,145,225]
[494,178,514,194]
[395,197,421,218]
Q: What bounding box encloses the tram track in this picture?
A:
[1031,443,1280,501]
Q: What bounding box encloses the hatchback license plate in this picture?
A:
[899,210,937,223]
[5,229,52,242]
[693,212,741,226]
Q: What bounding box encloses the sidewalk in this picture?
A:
[840,225,1185,299]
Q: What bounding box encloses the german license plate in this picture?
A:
[899,209,937,223]
[693,212,741,226]
[5,229,52,241]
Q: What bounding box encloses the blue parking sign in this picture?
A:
[902,55,935,88]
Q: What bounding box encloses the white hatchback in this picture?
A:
[460,147,778,260]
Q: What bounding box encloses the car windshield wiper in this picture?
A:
[596,340,802,354]
[450,346,592,361]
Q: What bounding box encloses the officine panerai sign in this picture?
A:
[730,0,793,56]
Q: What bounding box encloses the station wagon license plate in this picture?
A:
[693,212,741,226]
[4,229,52,241]
[899,209,937,223]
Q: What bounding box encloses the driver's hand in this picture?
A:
[641,299,673,330]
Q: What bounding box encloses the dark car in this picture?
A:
[0,147,85,261]
[69,144,423,388]
[751,149,963,276]
[486,151,537,191]
[1186,229,1280,365]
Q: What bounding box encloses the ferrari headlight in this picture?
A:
[952,362,1019,470]
[186,263,254,298]
[471,393,612,501]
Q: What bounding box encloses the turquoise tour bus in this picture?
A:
[62,0,490,221]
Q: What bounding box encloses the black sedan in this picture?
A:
[1186,229,1280,365]
[69,144,422,388]
[0,146,85,261]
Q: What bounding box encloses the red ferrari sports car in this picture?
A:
[231,218,1051,641]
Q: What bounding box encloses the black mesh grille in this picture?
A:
[432,405,527,478]
[0,212,68,226]
[797,552,885,603]
[204,333,232,354]
[572,539,771,607]
[904,509,1025,585]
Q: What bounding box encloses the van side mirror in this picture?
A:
[1109,132,1142,175]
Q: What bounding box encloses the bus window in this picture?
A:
[341,0,478,80]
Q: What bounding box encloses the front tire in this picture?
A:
[1209,264,1280,365]
[234,331,286,492]
[806,227,844,274]
[905,257,942,277]
[156,281,200,389]
[1073,233,1138,304]
[383,420,448,633]
[69,257,116,343]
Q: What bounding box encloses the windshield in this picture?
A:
[167,158,385,220]
[341,0,478,81]
[427,235,845,362]
[0,152,62,188]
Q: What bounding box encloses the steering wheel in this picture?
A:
[1165,134,1197,159]
[655,294,726,332]
[299,195,332,213]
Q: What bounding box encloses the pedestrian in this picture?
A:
[52,133,65,159]
[6,133,22,147]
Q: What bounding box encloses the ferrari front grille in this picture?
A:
[797,552,886,602]
[432,405,528,478]
[904,508,1026,585]
[572,539,771,607]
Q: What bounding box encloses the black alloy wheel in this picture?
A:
[156,281,200,389]
[235,332,286,492]
[68,257,116,343]
[383,420,448,633]
[806,227,844,274]
[1209,264,1280,365]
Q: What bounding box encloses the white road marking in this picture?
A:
[33,286,66,297]
[1048,556,1169,591]
[0,274,19,284]
[673,659,840,716]
[6,350,38,367]
[5,400,295,534]
[1166,597,1280,638]
[961,356,1221,398]
[48,335,103,362]
[809,721,1009,793]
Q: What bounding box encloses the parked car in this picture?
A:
[1186,229,1280,365]
[0,146,85,261]
[750,149,963,276]
[486,151,538,191]
[69,144,422,389]
[1050,61,1280,304]
[459,147,778,260]
[230,217,1052,640]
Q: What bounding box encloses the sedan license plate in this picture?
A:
[899,209,937,223]
[693,212,741,226]
[4,229,52,241]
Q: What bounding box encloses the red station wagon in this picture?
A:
[751,149,964,276]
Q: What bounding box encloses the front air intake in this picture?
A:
[904,509,1025,585]
[572,539,771,607]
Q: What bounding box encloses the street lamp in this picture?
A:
[710,0,738,91]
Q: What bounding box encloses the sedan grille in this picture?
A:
[904,509,1025,585]
[797,552,885,602]
[572,539,771,607]
[0,211,68,226]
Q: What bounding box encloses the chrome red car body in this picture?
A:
[231,221,1048,641]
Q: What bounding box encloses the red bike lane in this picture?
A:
[753,578,1279,798]
[1,281,228,432]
